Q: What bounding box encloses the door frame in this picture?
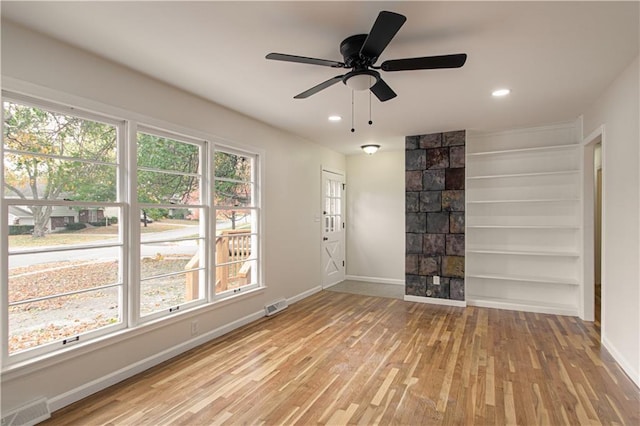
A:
[321,167,346,289]
[581,125,605,323]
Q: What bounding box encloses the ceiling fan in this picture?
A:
[266,11,467,102]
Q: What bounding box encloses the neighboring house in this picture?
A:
[8,205,104,231]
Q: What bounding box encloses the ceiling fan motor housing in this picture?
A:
[340,34,371,68]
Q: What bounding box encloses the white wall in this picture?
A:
[1,21,345,413]
[582,56,640,386]
[345,150,405,284]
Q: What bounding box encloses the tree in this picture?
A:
[3,102,117,237]
[214,151,251,230]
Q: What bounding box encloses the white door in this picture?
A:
[322,170,345,287]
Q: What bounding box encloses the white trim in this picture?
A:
[602,335,640,388]
[345,275,404,286]
[467,297,578,316]
[287,285,322,305]
[404,295,467,308]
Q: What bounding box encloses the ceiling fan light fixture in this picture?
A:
[361,144,381,155]
[345,74,375,91]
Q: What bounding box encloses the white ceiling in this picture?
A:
[2,1,638,155]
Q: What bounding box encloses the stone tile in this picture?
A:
[425,147,450,169]
[443,130,465,146]
[427,276,450,299]
[445,168,465,190]
[442,190,465,212]
[449,212,465,234]
[419,256,440,276]
[449,145,465,168]
[406,254,420,275]
[406,192,420,213]
[406,171,423,191]
[442,256,465,278]
[405,275,426,296]
[405,135,419,150]
[427,212,449,234]
[419,133,442,149]
[406,149,426,171]
[419,191,441,212]
[423,169,445,191]
[423,234,446,256]
[406,233,423,254]
[450,278,465,301]
[446,234,465,256]
[406,213,427,233]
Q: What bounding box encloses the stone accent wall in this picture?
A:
[405,130,465,300]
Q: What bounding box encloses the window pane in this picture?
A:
[8,205,119,248]
[214,180,252,207]
[3,101,117,163]
[141,272,203,316]
[215,209,254,234]
[139,209,202,241]
[137,132,199,173]
[214,151,252,181]
[9,287,120,354]
[9,248,119,304]
[138,170,200,205]
[215,259,257,293]
[141,242,202,280]
[4,153,117,201]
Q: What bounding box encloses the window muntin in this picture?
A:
[3,98,124,358]
[136,131,206,318]
[214,149,259,296]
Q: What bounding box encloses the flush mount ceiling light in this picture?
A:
[361,144,381,155]
[328,115,342,122]
[492,88,511,97]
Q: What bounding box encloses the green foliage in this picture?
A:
[8,225,34,235]
[65,222,87,231]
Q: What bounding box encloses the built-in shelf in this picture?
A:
[466,125,582,316]
[466,273,579,286]
[467,143,579,157]
[467,249,579,257]
[467,225,579,230]
[466,170,579,180]
[467,198,579,204]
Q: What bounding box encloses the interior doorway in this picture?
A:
[594,143,602,327]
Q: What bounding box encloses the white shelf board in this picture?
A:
[467,143,579,157]
[467,225,580,230]
[467,249,579,257]
[466,273,579,286]
[467,198,579,204]
[466,296,578,316]
[467,170,579,180]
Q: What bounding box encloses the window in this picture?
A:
[1,92,263,363]
[136,129,206,319]
[213,149,260,295]
[3,96,125,360]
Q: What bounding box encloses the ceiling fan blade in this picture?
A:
[360,11,407,62]
[370,78,397,102]
[294,75,345,99]
[381,54,467,72]
[266,53,345,68]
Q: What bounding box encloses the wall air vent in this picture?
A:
[265,299,288,316]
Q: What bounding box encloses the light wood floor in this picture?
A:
[43,290,639,425]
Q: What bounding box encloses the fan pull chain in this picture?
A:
[369,80,373,126]
[351,90,355,133]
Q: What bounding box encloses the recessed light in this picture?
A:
[492,89,511,97]
[328,115,342,122]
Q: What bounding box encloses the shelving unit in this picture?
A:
[466,123,581,315]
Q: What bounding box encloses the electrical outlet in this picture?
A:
[433,276,440,285]
[190,320,198,336]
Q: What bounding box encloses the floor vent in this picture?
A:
[1,398,50,426]
[265,299,288,316]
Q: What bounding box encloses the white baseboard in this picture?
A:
[404,295,467,308]
[602,335,640,388]
[48,285,320,413]
[345,275,404,286]
[466,298,578,317]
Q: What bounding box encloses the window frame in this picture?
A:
[1,88,265,368]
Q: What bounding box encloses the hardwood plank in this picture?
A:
[42,290,640,425]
